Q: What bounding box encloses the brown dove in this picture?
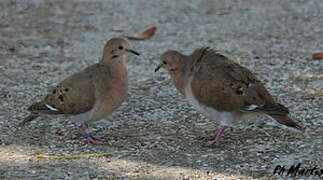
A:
[21,38,140,145]
[155,47,303,147]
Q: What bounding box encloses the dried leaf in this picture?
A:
[312,52,323,60]
[127,26,157,40]
[307,52,323,61]
[111,27,123,32]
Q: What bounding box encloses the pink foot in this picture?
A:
[78,125,104,145]
[199,132,218,141]
[82,135,104,145]
[200,126,226,147]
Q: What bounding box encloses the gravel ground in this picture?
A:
[0,0,322,179]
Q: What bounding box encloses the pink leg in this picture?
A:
[201,126,226,147]
[78,125,104,145]
[199,129,219,141]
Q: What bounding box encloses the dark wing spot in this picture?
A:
[252,97,257,100]
[52,89,57,94]
[112,55,119,59]
[236,86,244,95]
[58,95,64,102]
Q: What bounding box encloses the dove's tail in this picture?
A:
[27,101,63,115]
[19,113,40,126]
[20,102,63,126]
[268,114,305,133]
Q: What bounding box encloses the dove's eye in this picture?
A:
[118,46,123,50]
[163,61,167,65]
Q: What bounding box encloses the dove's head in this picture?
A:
[155,50,190,95]
[155,50,185,74]
[103,38,140,61]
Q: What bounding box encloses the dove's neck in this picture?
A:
[99,56,128,81]
[170,55,193,96]
[100,55,126,67]
[100,55,128,90]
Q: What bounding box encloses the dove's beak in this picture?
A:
[126,49,140,56]
[155,63,163,72]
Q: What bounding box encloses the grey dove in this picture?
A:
[155,47,304,147]
[21,38,140,145]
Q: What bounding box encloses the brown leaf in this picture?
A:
[312,52,323,60]
[127,26,157,40]
[111,27,123,32]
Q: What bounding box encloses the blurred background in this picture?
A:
[0,0,322,179]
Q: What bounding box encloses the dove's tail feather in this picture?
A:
[19,113,40,126]
[20,102,64,126]
[268,114,304,133]
[27,102,63,114]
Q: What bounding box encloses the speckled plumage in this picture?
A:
[157,46,303,146]
[21,38,139,144]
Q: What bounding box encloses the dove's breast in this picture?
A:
[184,77,242,126]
